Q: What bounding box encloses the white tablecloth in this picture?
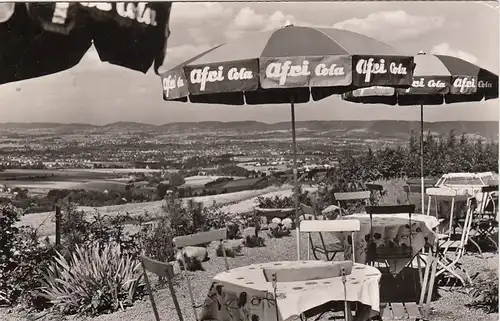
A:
[200,261,381,321]
[336,214,439,274]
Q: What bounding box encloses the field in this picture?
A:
[17,184,307,238]
[0,169,164,194]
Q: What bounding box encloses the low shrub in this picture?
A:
[137,218,176,263]
[38,242,145,316]
[242,227,265,248]
[0,205,56,309]
[466,269,499,313]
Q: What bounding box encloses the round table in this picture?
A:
[199,260,381,321]
[336,213,439,275]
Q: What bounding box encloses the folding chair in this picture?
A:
[299,220,359,321]
[365,204,416,266]
[469,185,499,252]
[404,180,436,205]
[425,188,458,237]
[426,188,483,255]
[366,183,384,203]
[300,219,360,262]
[139,255,184,321]
[173,228,229,321]
[334,191,371,216]
[365,205,430,321]
[435,197,476,287]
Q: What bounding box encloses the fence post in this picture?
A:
[55,205,61,247]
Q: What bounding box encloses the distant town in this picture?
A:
[0,120,497,213]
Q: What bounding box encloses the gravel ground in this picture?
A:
[0,231,497,321]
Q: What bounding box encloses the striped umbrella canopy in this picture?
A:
[342,52,499,213]
[160,25,415,105]
[1,2,172,85]
[160,25,416,260]
[342,52,498,105]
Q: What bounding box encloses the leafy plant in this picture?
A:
[38,242,145,316]
[466,269,499,313]
[0,205,56,308]
[257,187,311,209]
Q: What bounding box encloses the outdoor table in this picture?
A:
[335,214,439,274]
[199,260,381,321]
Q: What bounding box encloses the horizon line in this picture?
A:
[0,119,498,127]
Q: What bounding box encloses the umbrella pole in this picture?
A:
[290,100,301,260]
[420,103,425,214]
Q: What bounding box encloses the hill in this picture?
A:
[0,120,497,140]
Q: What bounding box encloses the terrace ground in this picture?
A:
[1,232,497,321]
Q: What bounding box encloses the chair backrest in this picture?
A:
[139,255,184,321]
[173,228,227,248]
[334,191,371,215]
[406,179,437,186]
[404,184,431,194]
[481,185,499,193]
[479,185,498,213]
[366,183,383,191]
[365,204,415,215]
[173,229,229,321]
[334,191,371,201]
[140,255,175,278]
[300,219,360,233]
[426,187,457,197]
[300,219,360,262]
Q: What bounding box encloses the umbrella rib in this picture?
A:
[314,28,350,55]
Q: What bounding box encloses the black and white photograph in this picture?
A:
[0,1,499,321]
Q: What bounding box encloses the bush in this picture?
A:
[257,187,311,209]
[466,269,499,313]
[242,227,265,248]
[0,205,56,308]
[57,204,140,259]
[38,242,145,316]
[137,218,176,263]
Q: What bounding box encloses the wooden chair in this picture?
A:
[425,188,458,237]
[365,204,416,264]
[435,197,476,287]
[471,184,499,252]
[173,228,229,321]
[365,204,432,321]
[300,219,360,262]
[299,220,359,321]
[404,180,437,204]
[366,183,384,203]
[334,191,371,216]
[139,255,184,321]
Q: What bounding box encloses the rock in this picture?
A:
[176,246,208,271]
[243,227,257,238]
[282,217,293,229]
[271,217,282,225]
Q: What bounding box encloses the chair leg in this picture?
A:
[143,269,161,321]
[166,271,185,321]
[180,255,199,321]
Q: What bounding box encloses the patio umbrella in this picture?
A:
[1,2,172,85]
[160,24,416,259]
[342,51,499,213]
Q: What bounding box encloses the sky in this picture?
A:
[1,1,499,125]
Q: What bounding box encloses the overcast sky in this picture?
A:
[1,1,498,125]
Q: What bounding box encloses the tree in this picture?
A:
[169,173,185,187]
